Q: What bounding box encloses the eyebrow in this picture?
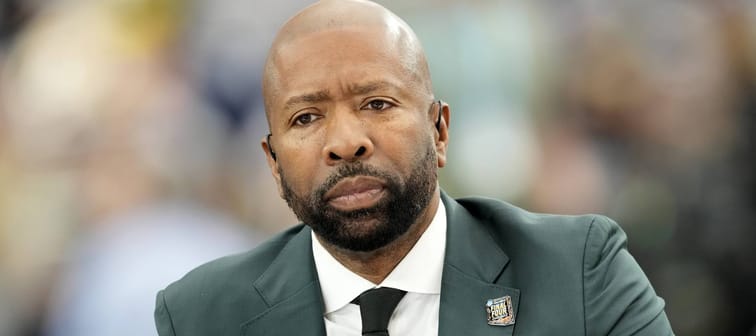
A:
[284,90,331,110]
[346,81,394,96]
[283,81,398,110]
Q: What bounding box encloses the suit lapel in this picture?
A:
[239,193,521,335]
[439,192,520,336]
[241,227,326,336]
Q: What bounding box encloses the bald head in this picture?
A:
[274,0,407,45]
[262,0,433,122]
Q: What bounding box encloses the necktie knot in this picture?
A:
[354,287,406,336]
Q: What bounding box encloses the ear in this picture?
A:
[434,102,451,168]
[261,135,284,198]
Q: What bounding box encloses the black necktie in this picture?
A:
[353,287,407,336]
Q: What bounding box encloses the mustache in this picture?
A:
[315,162,394,200]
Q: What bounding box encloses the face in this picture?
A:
[263,26,449,252]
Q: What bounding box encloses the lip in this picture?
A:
[323,176,387,211]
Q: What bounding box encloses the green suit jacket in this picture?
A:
[155,192,673,335]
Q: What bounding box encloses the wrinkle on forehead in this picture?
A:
[262,0,432,122]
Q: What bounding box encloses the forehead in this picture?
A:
[266,26,419,107]
[279,28,400,70]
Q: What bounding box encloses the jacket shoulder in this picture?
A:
[455,195,608,246]
[453,196,620,280]
[453,196,672,335]
[155,224,308,335]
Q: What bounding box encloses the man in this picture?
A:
[154,1,674,335]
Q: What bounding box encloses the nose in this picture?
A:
[322,111,374,165]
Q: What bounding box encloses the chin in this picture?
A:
[320,218,404,252]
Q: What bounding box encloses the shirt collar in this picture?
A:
[312,200,447,314]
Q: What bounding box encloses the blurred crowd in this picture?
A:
[1,0,754,335]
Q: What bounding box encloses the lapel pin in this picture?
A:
[485,296,515,327]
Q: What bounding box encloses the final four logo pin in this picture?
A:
[485,296,515,326]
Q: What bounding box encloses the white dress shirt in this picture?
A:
[312,200,447,336]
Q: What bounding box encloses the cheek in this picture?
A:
[374,118,432,164]
[277,148,321,194]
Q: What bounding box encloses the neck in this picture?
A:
[316,188,441,284]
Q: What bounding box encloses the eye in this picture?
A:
[362,99,394,111]
[293,113,321,126]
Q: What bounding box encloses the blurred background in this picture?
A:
[0,0,754,335]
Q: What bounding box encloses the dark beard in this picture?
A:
[279,145,437,252]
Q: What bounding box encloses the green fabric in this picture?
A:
[155,191,673,335]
